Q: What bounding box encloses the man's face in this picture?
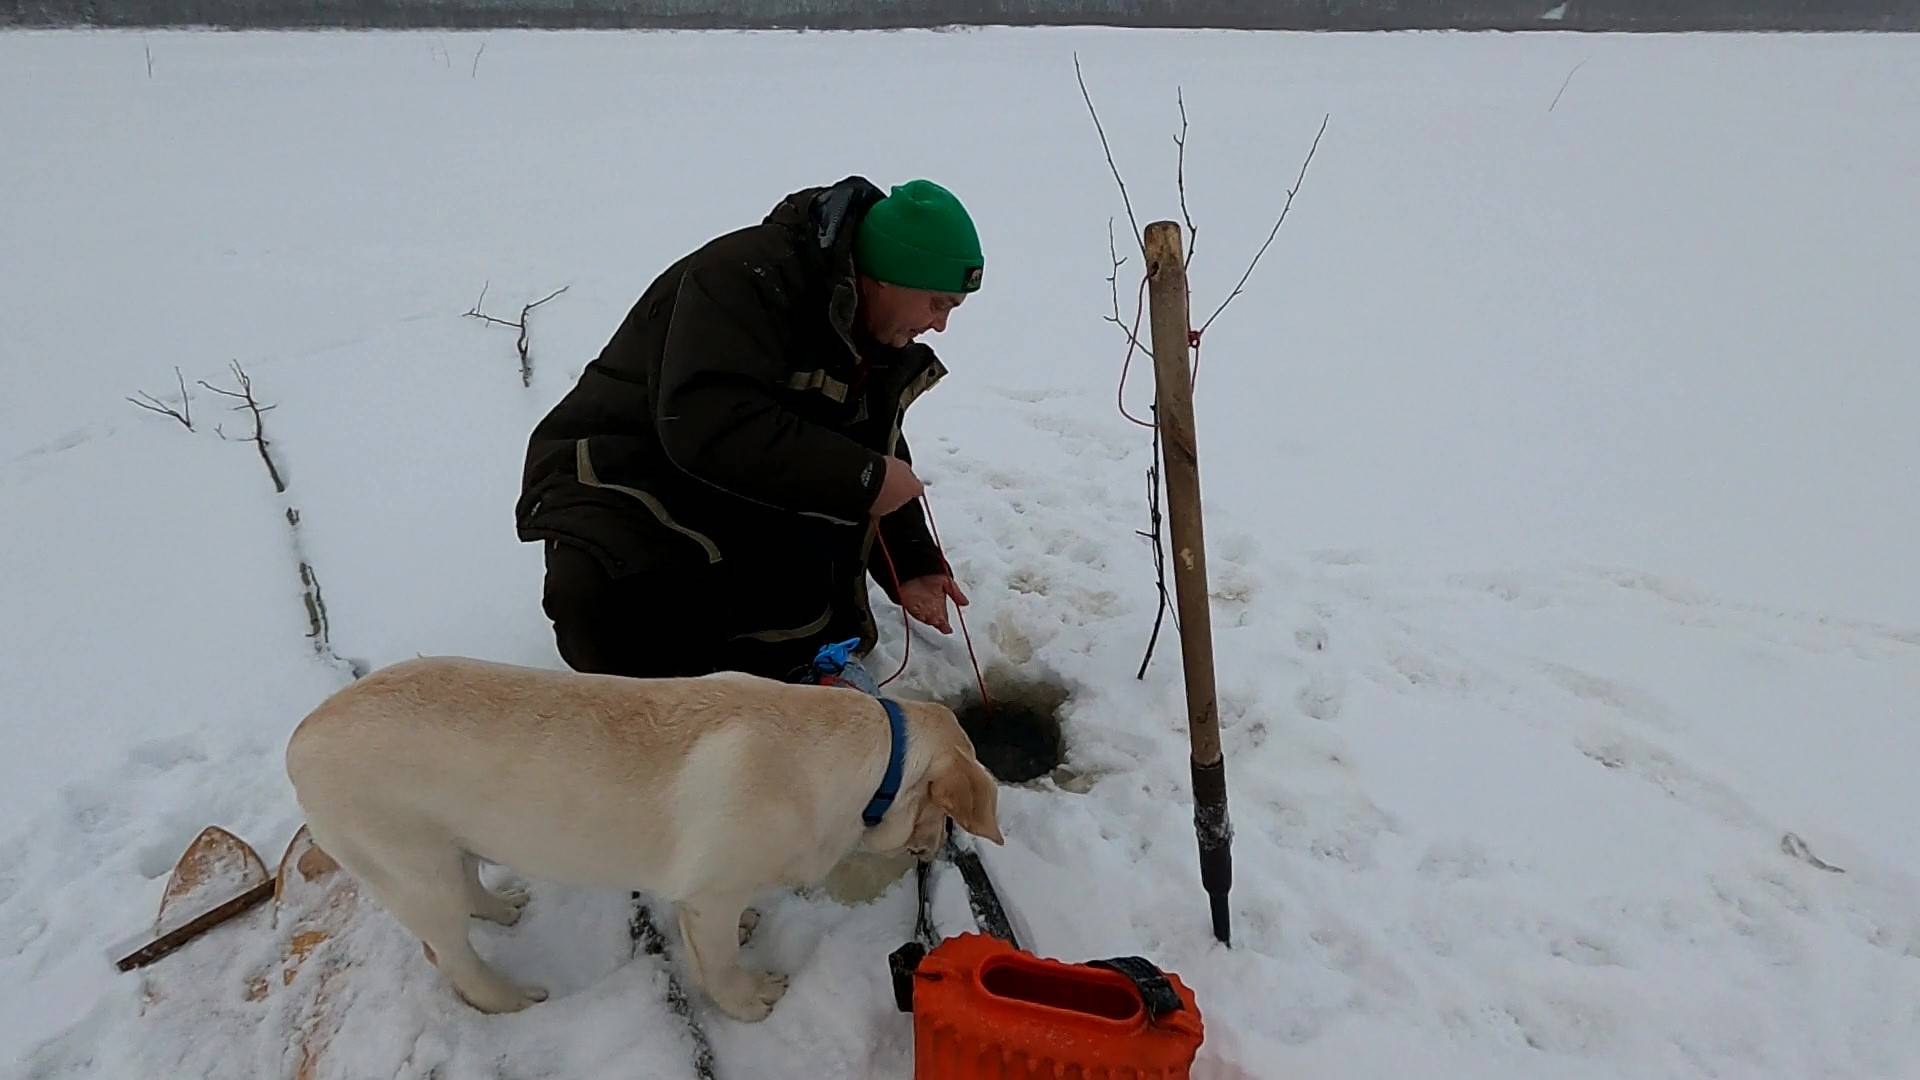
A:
[857,277,966,348]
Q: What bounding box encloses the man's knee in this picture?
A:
[541,540,707,680]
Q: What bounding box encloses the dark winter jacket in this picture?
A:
[515,176,950,663]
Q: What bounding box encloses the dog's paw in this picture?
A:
[474,885,532,926]
[712,971,789,1022]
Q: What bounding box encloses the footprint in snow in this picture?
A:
[1447,570,1556,609]
[1538,661,1680,732]
[1584,565,1715,606]
[1207,560,1258,605]
[1416,838,1498,881]
[1295,670,1344,722]
[1577,731,1761,830]
[1385,649,1474,694]
[126,733,210,772]
[1309,918,1418,1002]
[1309,547,1373,567]
[988,613,1057,666]
[7,427,94,465]
[1235,719,1270,751]
[60,779,132,839]
[1294,620,1328,653]
[1003,566,1053,597]
[1707,874,1804,968]
[1026,409,1133,460]
[1548,932,1622,968]
[994,384,1074,404]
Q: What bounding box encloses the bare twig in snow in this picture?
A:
[127,367,194,429]
[144,40,153,78]
[1550,58,1589,112]
[299,561,331,650]
[1195,113,1328,339]
[284,507,364,676]
[287,508,331,649]
[463,282,512,328]
[471,42,486,78]
[198,361,285,493]
[525,285,569,314]
[1074,52,1144,259]
[467,281,569,388]
[1781,832,1845,873]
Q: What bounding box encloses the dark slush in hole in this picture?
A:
[952,673,1067,784]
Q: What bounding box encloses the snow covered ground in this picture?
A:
[4,25,1919,1079]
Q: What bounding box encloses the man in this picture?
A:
[515,176,982,682]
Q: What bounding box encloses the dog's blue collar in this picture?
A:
[863,699,908,828]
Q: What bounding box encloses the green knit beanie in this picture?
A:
[854,180,984,294]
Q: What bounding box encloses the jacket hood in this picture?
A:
[765,176,888,277]
[765,176,888,347]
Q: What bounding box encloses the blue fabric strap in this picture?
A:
[863,699,908,827]
[812,637,860,680]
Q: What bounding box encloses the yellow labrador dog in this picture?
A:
[284,656,1002,1020]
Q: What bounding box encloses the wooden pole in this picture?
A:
[1143,220,1233,945]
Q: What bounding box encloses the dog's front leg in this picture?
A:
[675,891,788,1022]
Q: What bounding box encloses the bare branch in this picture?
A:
[1136,437,1176,679]
[127,393,191,428]
[144,39,153,79]
[1176,87,1197,269]
[198,361,285,493]
[468,281,569,388]
[1196,113,1328,339]
[465,282,519,328]
[127,367,194,429]
[1550,58,1589,113]
[1074,52,1145,259]
[516,286,570,387]
[471,41,486,78]
[1102,220,1148,353]
[525,285,569,312]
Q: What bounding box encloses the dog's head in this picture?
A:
[908,745,1005,856]
[865,701,1005,858]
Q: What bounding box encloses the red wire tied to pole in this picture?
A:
[1118,275,1204,429]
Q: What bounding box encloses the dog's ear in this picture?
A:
[929,750,1004,845]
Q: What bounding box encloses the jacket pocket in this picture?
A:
[575,439,724,564]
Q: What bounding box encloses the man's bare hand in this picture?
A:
[870,456,925,517]
[897,574,969,634]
